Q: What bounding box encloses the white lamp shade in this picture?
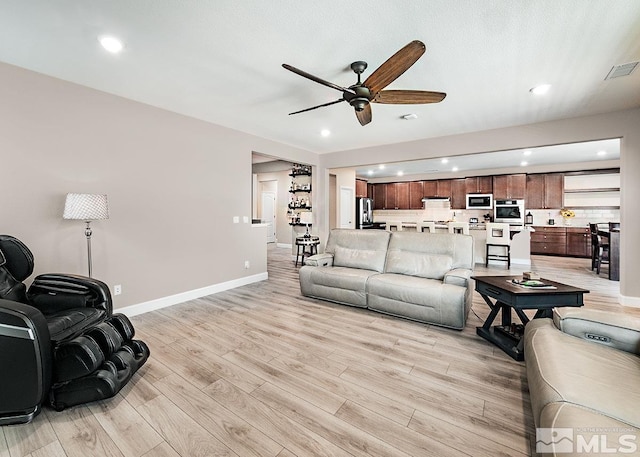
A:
[63,193,109,221]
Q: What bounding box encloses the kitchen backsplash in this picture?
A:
[527,208,619,227]
[373,207,620,226]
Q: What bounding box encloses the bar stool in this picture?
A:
[485,223,511,268]
[589,223,609,271]
[295,236,320,267]
[448,222,469,235]
[417,221,436,233]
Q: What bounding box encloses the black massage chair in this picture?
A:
[0,235,149,425]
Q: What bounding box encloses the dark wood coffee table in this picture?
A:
[472,275,589,361]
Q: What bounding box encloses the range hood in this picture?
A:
[421,196,450,202]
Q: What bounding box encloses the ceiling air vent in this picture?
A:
[605,61,638,80]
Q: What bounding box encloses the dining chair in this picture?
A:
[485,223,511,267]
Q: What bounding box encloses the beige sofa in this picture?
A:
[525,308,640,456]
[299,229,474,329]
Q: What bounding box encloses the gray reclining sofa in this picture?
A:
[299,229,474,329]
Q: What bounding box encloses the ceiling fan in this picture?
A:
[282,40,446,126]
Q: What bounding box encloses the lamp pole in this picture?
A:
[85,221,93,277]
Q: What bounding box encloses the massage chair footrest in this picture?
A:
[49,339,150,411]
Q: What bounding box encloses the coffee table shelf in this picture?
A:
[472,275,588,361]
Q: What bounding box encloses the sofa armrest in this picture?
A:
[443,268,472,287]
[553,307,640,355]
[304,253,334,267]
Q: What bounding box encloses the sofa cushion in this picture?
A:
[298,265,380,308]
[326,229,390,273]
[525,318,640,430]
[367,273,468,329]
[385,250,452,280]
[386,232,474,271]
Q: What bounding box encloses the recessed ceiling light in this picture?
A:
[397,171,404,176]
[523,150,532,156]
[530,84,551,95]
[367,170,374,176]
[379,164,385,170]
[597,150,607,156]
[320,129,331,137]
[521,161,528,166]
[452,166,458,172]
[99,36,124,54]
[441,158,449,164]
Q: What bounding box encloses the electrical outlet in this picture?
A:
[114,284,122,295]
[244,260,250,269]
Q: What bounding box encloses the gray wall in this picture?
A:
[0,62,315,309]
[319,108,640,306]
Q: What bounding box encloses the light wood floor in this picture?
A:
[1,246,633,457]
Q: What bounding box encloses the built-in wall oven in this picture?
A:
[494,199,525,225]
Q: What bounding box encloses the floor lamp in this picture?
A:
[63,193,109,277]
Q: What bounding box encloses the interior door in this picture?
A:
[340,187,354,228]
[261,191,276,243]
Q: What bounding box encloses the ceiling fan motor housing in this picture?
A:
[347,85,372,111]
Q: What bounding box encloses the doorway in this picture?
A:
[340,186,354,228]
[261,191,276,243]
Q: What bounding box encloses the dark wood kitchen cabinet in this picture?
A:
[566,227,591,258]
[422,180,438,197]
[526,173,564,209]
[409,181,424,209]
[451,179,467,209]
[531,226,567,255]
[436,179,452,199]
[493,174,526,200]
[465,176,493,194]
[373,183,386,209]
[384,182,409,209]
[356,179,368,198]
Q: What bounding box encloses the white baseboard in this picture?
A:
[620,294,640,308]
[118,272,268,317]
[277,243,292,249]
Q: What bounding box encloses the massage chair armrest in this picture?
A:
[27,274,112,317]
[553,307,640,355]
[443,268,472,288]
[304,253,334,267]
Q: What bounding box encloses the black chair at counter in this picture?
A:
[589,223,609,274]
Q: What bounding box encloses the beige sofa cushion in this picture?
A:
[385,250,452,279]
[326,229,391,273]
[385,231,474,271]
[525,318,640,429]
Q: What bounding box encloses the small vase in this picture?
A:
[563,217,571,226]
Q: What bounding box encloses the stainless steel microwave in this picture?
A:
[466,194,493,209]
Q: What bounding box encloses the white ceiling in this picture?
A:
[1,1,639,154]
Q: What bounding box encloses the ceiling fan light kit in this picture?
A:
[283,40,446,126]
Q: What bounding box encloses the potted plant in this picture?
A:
[560,208,575,226]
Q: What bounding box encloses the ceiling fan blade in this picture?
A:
[288,98,345,115]
[364,40,426,96]
[372,90,446,104]
[355,103,372,126]
[282,64,355,94]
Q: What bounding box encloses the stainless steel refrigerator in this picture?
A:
[355,197,373,228]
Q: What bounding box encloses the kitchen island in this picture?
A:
[372,218,531,265]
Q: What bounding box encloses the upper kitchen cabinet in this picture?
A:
[409,181,424,209]
[526,173,564,209]
[356,179,368,198]
[373,183,386,209]
[451,179,467,209]
[465,176,493,194]
[436,179,452,199]
[385,182,409,209]
[493,173,526,200]
[422,180,438,197]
